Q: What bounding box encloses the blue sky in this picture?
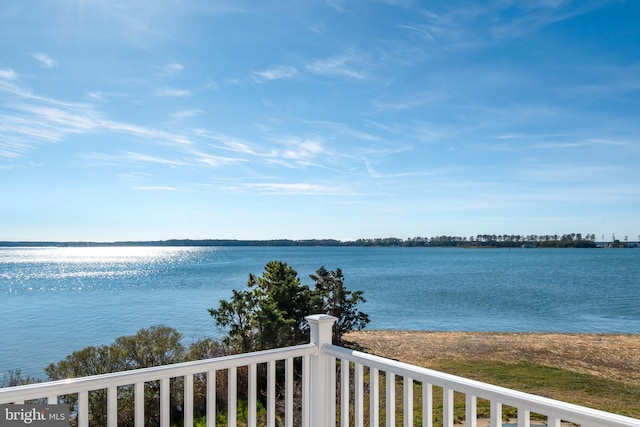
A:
[1,0,638,242]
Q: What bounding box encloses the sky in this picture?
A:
[1,0,639,242]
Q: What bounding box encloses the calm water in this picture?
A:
[1,246,639,379]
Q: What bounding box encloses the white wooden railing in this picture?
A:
[0,341,316,427]
[2,314,640,427]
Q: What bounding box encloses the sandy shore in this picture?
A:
[343,330,640,387]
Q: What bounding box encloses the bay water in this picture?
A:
[1,246,639,379]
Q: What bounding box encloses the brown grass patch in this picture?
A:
[343,330,640,388]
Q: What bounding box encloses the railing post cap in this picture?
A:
[305,314,337,324]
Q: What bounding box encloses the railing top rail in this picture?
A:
[0,343,315,404]
[324,344,640,427]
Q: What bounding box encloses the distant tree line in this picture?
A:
[0,233,618,248]
[389,233,599,248]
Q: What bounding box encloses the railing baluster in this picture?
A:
[228,367,237,427]
[107,386,117,427]
[355,363,364,427]
[490,401,502,427]
[386,372,395,427]
[302,354,310,427]
[517,408,530,427]
[161,378,170,427]
[329,356,337,427]
[185,374,194,427]
[248,363,256,427]
[135,382,144,427]
[206,370,216,427]
[370,367,379,427]
[267,360,275,427]
[47,395,57,404]
[78,390,89,427]
[286,357,293,427]
[547,416,561,427]
[340,359,349,427]
[443,387,454,427]
[403,376,413,427]
[466,394,477,427]
[423,382,433,427]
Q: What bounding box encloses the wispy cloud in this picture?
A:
[134,186,179,191]
[396,7,486,51]
[0,68,18,80]
[120,151,189,166]
[395,1,609,55]
[244,182,343,195]
[80,145,247,170]
[365,159,436,179]
[101,1,176,47]
[171,109,202,121]
[365,119,445,144]
[189,149,247,167]
[280,137,326,160]
[515,163,616,184]
[0,101,103,160]
[0,137,33,159]
[196,132,269,157]
[373,92,446,111]
[561,63,640,98]
[0,76,201,160]
[198,131,330,169]
[525,137,633,151]
[157,63,184,78]
[155,87,191,97]
[13,103,101,134]
[87,92,103,101]
[7,100,195,147]
[306,52,367,79]
[252,66,298,81]
[488,1,609,40]
[397,24,435,41]
[217,137,264,156]
[304,120,380,142]
[79,151,189,168]
[33,53,57,68]
[325,0,348,13]
[376,0,414,6]
[588,138,632,147]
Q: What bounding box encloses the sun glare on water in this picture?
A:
[0,246,208,292]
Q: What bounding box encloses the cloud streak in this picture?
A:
[0,68,18,80]
[0,76,202,161]
[171,109,203,121]
[134,186,179,191]
[155,87,191,97]
[306,53,368,79]
[243,182,344,195]
[33,53,57,68]
[253,66,298,81]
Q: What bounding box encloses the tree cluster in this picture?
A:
[380,233,598,248]
[208,261,369,351]
[44,325,220,426]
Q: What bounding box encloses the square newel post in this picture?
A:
[306,314,337,427]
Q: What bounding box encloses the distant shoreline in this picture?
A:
[0,236,631,248]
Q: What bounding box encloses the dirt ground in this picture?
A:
[342,330,640,388]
